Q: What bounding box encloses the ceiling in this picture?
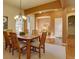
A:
[4,0,75,9]
[4,0,56,9]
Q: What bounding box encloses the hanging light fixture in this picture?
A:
[14,0,26,20]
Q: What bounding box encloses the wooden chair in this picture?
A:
[31,32,47,58]
[3,31,12,52]
[9,32,27,59]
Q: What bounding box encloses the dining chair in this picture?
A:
[31,32,47,58]
[9,32,27,59]
[3,31,12,52]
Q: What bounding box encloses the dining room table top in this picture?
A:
[17,34,40,40]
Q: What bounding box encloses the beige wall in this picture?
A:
[3,3,24,32]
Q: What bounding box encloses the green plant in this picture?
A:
[20,32,25,36]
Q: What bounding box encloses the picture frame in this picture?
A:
[3,16,8,29]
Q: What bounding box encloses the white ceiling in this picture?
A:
[4,0,56,9]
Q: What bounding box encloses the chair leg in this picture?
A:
[43,44,45,53]
[33,47,36,52]
[9,47,11,53]
[31,46,36,52]
[9,45,12,53]
[12,48,14,55]
[18,50,21,59]
[39,48,41,58]
[5,44,7,50]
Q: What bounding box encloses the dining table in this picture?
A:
[17,35,40,59]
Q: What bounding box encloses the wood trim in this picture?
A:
[24,1,62,15]
[59,0,67,9]
[62,9,67,43]
[35,15,37,30]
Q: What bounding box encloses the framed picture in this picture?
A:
[3,16,8,29]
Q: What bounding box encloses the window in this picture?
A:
[16,17,24,35]
[27,16,31,35]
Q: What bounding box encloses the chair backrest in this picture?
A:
[40,32,47,45]
[9,32,20,49]
[3,31,10,45]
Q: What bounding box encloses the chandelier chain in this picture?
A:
[20,0,22,14]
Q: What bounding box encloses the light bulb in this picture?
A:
[14,15,26,20]
[14,15,19,19]
[22,16,27,20]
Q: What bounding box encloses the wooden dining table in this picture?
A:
[17,35,40,59]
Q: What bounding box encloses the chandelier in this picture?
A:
[14,0,26,20]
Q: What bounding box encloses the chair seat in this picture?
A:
[19,40,27,44]
[31,40,40,47]
[19,42,27,48]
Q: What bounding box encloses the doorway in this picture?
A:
[66,15,75,59]
[68,15,75,47]
[36,16,51,33]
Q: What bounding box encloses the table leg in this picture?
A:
[26,40,31,59]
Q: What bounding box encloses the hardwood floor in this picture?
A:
[66,46,75,59]
[66,35,75,59]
